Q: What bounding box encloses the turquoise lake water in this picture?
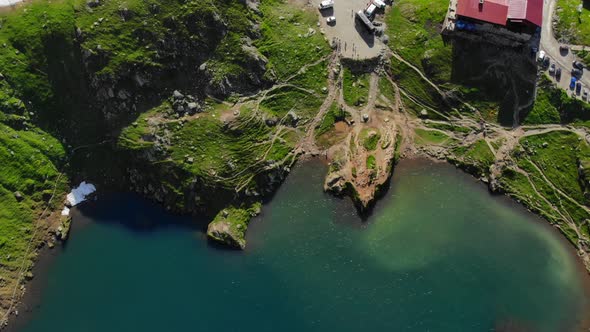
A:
[17,160,590,331]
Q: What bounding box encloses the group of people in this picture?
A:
[331,37,362,59]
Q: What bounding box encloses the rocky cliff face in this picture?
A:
[0,0,329,255]
[62,0,280,220]
[75,0,271,133]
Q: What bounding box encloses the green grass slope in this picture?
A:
[0,87,68,313]
[501,131,590,244]
[555,0,590,46]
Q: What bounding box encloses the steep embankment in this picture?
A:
[117,0,332,247]
[0,2,77,323]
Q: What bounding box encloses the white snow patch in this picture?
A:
[61,207,70,216]
[66,181,96,206]
[0,0,23,7]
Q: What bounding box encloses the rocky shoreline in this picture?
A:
[5,155,590,332]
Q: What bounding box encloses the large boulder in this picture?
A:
[324,172,346,194]
[206,205,260,249]
[207,219,246,249]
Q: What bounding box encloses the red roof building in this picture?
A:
[507,0,543,26]
[457,0,509,26]
[456,0,543,27]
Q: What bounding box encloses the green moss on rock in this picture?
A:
[207,203,262,249]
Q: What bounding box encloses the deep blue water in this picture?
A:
[18,160,590,332]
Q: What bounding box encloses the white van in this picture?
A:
[319,0,334,10]
[365,3,377,17]
[373,0,386,9]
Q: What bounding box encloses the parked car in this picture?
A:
[537,50,546,62]
[549,63,556,74]
[556,67,562,80]
[570,77,577,90]
[573,60,585,70]
[583,89,589,101]
[572,68,583,78]
[365,3,377,17]
[373,0,386,8]
[543,56,550,68]
[530,46,538,58]
[576,82,582,94]
[326,16,336,23]
[318,0,334,10]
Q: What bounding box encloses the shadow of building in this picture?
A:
[448,37,538,126]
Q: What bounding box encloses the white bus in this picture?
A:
[356,11,375,33]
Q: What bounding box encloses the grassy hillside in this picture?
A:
[256,0,330,80]
[0,0,325,313]
[555,0,590,46]
[343,68,370,107]
[500,131,590,244]
[524,76,590,126]
[385,0,450,77]
[385,0,452,116]
[384,0,536,125]
[0,3,74,316]
[118,0,328,195]
[0,87,68,315]
[116,0,329,246]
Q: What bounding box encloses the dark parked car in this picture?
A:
[572,68,583,78]
[570,77,577,90]
[543,56,550,68]
[573,61,585,70]
[556,67,562,80]
[576,82,582,94]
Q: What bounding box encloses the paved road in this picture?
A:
[540,0,589,97]
[312,0,386,59]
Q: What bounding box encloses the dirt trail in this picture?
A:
[364,73,380,111]
[391,52,444,96]
[311,57,409,210]
[304,2,590,270]
[526,156,590,217]
[299,53,341,155]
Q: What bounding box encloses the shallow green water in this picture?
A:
[18,160,590,332]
